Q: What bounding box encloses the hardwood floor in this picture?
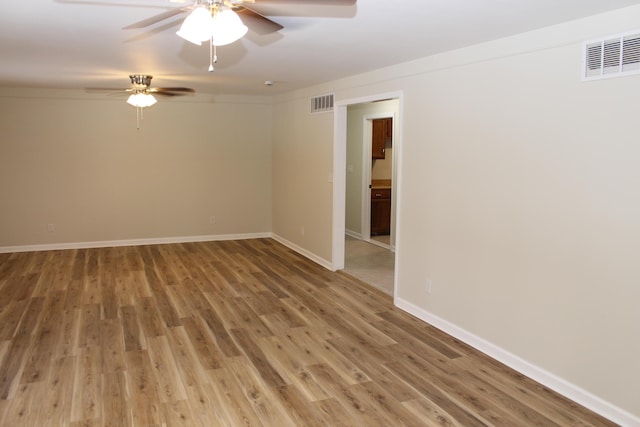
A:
[0,239,616,426]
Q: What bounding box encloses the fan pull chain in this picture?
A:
[208,39,218,72]
[136,106,143,130]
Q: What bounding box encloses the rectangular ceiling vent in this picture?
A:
[310,93,334,114]
[583,31,640,81]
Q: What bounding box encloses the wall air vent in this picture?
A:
[583,31,640,80]
[310,93,334,113]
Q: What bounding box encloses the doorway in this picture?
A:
[332,92,402,297]
[365,115,395,251]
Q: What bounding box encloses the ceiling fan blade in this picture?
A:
[85,87,129,93]
[152,91,194,97]
[152,87,196,95]
[55,0,172,8]
[255,0,356,4]
[123,7,187,30]
[236,7,283,35]
[154,87,195,92]
[152,92,180,97]
[85,88,131,98]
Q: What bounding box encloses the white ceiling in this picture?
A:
[1,0,640,95]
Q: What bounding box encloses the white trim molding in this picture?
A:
[271,234,334,271]
[332,90,403,273]
[1,231,335,271]
[395,297,640,427]
[345,229,361,240]
[0,232,272,254]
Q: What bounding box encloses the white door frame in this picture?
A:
[362,112,396,248]
[332,91,403,280]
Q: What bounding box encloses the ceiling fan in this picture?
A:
[122,0,357,35]
[88,74,195,129]
[57,0,356,71]
[88,74,195,102]
[123,0,357,70]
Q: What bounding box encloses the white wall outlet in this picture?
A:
[347,164,354,173]
[209,215,216,224]
[301,226,305,236]
[426,279,432,294]
[47,223,56,232]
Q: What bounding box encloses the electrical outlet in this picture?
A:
[47,223,56,232]
[426,279,432,294]
[209,215,216,224]
[301,226,305,236]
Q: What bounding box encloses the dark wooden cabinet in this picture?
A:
[372,118,393,159]
[372,119,387,159]
[371,118,393,234]
[371,188,391,235]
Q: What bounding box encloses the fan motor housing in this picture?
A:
[130,74,153,88]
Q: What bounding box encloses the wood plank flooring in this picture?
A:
[0,238,617,426]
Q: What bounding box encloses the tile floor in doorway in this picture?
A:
[343,235,395,295]
[370,234,391,246]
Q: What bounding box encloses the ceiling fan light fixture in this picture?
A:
[176,6,213,45]
[127,93,157,108]
[211,9,248,46]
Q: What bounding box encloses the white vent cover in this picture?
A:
[310,93,334,113]
[583,31,640,80]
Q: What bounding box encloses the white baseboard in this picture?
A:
[394,297,640,427]
[270,234,334,271]
[345,229,361,239]
[0,232,272,254]
[1,230,333,272]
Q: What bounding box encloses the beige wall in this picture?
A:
[0,89,272,248]
[271,98,334,262]
[371,147,393,180]
[272,6,640,422]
